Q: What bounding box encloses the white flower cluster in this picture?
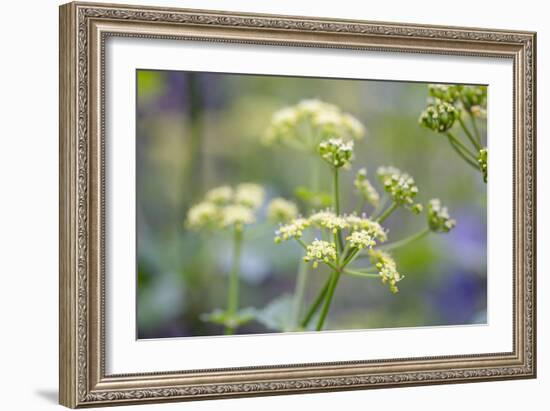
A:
[274,218,310,243]
[377,166,423,214]
[275,210,387,245]
[221,204,256,228]
[235,183,265,209]
[186,202,220,230]
[267,197,299,223]
[303,239,337,268]
[427,199,456,233]
[263,99,365,150]
[318,138,354,168]
[369,249,403,294]
[309,210,349,234]
[186,183,265,232]
[346,230,376,250]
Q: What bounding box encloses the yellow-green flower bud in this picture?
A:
[428,84,463,103]
[419,100,459,133]
[460,85,487,112]
[377,166,422,213]
[318,138,354,168]
[478,148,488,183]
[368,249,403,294]
[427,199,456,233]
[346,230,376,250]
[274,218,310,242]
[303,239,337,268]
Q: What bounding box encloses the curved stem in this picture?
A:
[225,227,243,335]
[343,269,380,278]
[376,202,398,224]
[370,195,389,220]
[295,238,308,250]
[458,116,482,151]
[300,277,330,329]
[446,132,478,161]
[380,228,430,252]
[341,248,360,268]
[332,167,344,252]
[355,197,366,214]
[445,133,480,170]
[289,151,320,332]
[316,270,341,331]
[468,111,482,146]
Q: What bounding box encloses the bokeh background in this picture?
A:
[136,70,487,338]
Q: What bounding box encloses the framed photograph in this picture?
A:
[59,2,536,408]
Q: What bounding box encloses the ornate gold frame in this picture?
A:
[59,1,536,408]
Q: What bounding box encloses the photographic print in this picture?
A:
[136,70,488,338]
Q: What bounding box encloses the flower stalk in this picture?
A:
[225,227,243,335]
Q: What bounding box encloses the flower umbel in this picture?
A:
[377,166,423,213]
[346,230,376,250]
[427,199,456,233]
[309,210,348,234]
[369,249,403,294]
[263,99,365,149]
[186,201,221,230]
[267,198,299,223]
[318,138,354,168]
[275,218,310,243]
[460,86,487,112]
[303,239,337,268]
[186,183,265,232]
[221,204,256,230]
[428,84,463,103]
[344,214,387,242]
[235,183,265,210]
[419,99,459,133]
[205,185,233,205]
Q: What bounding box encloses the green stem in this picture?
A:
[333,167,341,215]
[371,195,389,220]
[445,133,480,170]
[225,227,243,335]
[341,248,360,268]
[290,261,309,330]
[343,269,380,278]
[300,277,331,329]
[355,197,366,214]
[296,238,308,250]
[458,116,482,151]
[376,202,398,224]
[380,228,430,252]
[446,132,478,161]
[311,155,321,193]
[332,167,344,252]
[316,270,341,331]
[468,111,482,146]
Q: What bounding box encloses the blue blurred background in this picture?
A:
[136,70,487,338]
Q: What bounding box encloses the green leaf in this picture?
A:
[295,187,332,209]
[251,294,294,332]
